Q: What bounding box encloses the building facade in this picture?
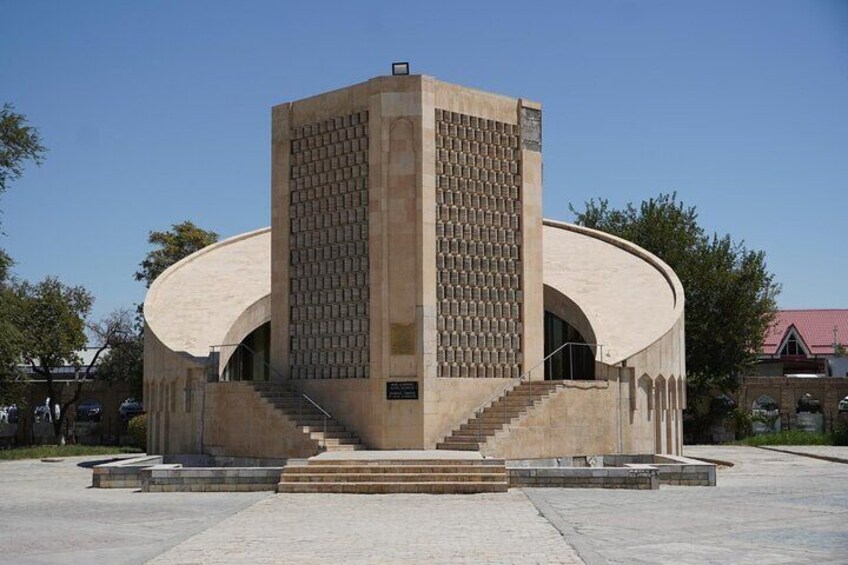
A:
[736,309,848,434]
[143,74,686,461]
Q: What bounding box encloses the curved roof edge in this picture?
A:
[144,226,272,353]
[543,219,684,309]
[543,219,685,362]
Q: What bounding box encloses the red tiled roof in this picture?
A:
[762,310,848,356]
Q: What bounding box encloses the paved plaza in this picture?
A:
[1,446,847,564]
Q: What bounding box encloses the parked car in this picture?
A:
[839,396,848,413]
[119,398,144,421]
[75,399,102,423]
[0,405,19,424]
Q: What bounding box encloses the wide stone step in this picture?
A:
[459,423,506,432]
[300,424,347,433]
[445,434,498,443]
[291,417,337,425]
[304,458,503,466]
[318,437,362,446]
[435,442,480,451]
[280,473,506,483]
[283,464,504,474]
[277,481,508,494]
[308,430,354,439]
[324,444,367,451]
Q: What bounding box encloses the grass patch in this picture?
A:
[733,430,833,446]
[0,445,143,461]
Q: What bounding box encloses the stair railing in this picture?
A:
[208,342,332,450]
[471,342,605,446]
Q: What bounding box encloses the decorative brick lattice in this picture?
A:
[435,109,523,378]
[289,110,370,378]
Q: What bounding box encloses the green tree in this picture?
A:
[570,193,780,441]
[16,278,133,441]
[0,103,46,195]
[0,251,24,406]
[96,331,143,399]
[134,221,219,288]
[104,220,219,408]
[0,104,46,405]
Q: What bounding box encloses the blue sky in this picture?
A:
[1,0,846,319]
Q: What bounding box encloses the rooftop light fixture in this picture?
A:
[392,62,410,76]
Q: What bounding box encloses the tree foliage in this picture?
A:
[0,104,46,406]
[96,331,143,398]
[0,252,24,405]
[0,103,46,195]
[570,193,781,439]
[134,221,219,288]
[16,278,134,440]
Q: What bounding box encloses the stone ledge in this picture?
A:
[508,466,659,490]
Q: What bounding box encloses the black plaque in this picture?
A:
[386,381,419,400]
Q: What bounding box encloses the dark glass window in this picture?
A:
[543,311,595,380]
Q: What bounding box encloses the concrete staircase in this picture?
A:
[278,457,508,494]
[437,381,564,451]
[251,382,366,452]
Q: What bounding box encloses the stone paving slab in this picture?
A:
[0,456,268,564]
[526,446,848,564]
[148,490,583,564]
[756,445,848,463]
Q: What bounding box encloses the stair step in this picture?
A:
[282,465,505,474]
[277,481,508,494]
[318,437,362,446]
[304,459,504,466]
[323,444,367,451]
[309,430,355,439]
[435,442,480,451]
[280,473,506,483]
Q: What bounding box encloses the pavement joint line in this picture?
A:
[756,445,848,465]
[522,488,606,565]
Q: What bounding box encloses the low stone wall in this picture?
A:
[167,454,291,467]
[92,456,164,488]
[140,465,282,492]
[605,454,715,486]
[508,465,658,490]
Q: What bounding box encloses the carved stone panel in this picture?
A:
[289,110,370,379]
[435,109,523,378]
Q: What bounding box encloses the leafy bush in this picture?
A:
[127,413,147,451]
[833,421,848,447]
[0,445,141,461]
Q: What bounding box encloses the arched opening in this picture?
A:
[795,393,824,432]
[221,322,271,381]
[654,376,666,453]
[751,394,780,435]
[543,311,595,380]
[667,376,677,452]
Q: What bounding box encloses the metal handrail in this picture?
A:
[208,342,334,449]
[469,341,605,445]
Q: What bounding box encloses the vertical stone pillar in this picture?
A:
[368,76,426,447]
[519,101,545,379]
[270,103,291,379]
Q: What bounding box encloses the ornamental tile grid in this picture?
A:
[148,490,583,565]
[435,109,524,379]
[288,110,370,379]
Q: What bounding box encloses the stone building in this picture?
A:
[143,73,686,462]
[736,309,848,434]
